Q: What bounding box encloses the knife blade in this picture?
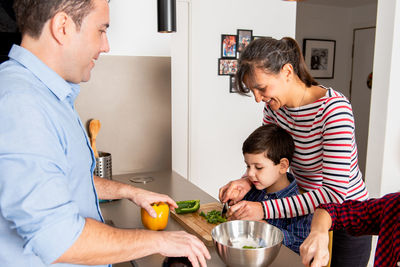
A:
[221,202,228,219]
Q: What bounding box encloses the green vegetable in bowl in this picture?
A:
[199,209,227,224]
[175,200,200,214]
[242,245,265,249]
[242,246,257,249]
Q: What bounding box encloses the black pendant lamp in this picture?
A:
[157,0,176,33]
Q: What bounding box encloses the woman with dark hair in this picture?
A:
[219,37,371,267]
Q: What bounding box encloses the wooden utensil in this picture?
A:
[89,119,101,158]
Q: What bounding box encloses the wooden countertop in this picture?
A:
[100,170,304,267]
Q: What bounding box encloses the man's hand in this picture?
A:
[55,218,209,266]
[300,208,332,267]
[129,187,178,218]
[218,178,252,205]
[226,200,263,221]
[157,231,211,267]
[93,176,178,218]
[300,230,330,267]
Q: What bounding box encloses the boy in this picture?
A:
[234,124,312,254]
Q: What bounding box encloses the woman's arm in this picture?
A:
[218,177,252,205]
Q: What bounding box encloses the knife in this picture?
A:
[221,202,228,219]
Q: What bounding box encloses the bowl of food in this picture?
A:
[211,220,283,267]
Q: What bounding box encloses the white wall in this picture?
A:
[296,3,377,99]
[171,0,190,178]
[107,0,171,56]
[351,3,378,29]
[366,0,400,197]
[172,0,297,199]
[296,4,351,98]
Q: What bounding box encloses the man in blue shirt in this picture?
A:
[0,0,210,267]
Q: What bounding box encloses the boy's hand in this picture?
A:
[227,201,264,221]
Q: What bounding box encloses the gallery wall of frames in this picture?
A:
[218,29,270,93]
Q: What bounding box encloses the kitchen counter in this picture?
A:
[100,170,304,267]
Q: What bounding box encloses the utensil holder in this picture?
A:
[94,151,112,180]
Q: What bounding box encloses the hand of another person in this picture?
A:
[158,231,211,267]
[300,230,330,267]
[128,187,178,218]
[218,178,252,205]
[226,200,264,221]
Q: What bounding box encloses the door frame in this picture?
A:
[349,26,376,102]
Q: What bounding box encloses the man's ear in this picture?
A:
[279,158,290,174]
[49,11,74,45]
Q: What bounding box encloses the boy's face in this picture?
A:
[244,152,288,192]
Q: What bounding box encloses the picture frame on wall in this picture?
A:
[218,59,238,76]
[303,39,336,79]
[221,34,237,58]
[230,75,237,93]
[237,29,252,52]
[252,36,271,41]
[229,75,250,93]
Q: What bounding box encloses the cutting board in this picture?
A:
[171,202,223,246]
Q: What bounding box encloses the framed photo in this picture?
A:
[218,59,238,76]
[303,39,336,79]
[221,34,237,58]
[237,29,253,52]
[252,36,272,41]
[229,75,250,93]
[230,76,238,93]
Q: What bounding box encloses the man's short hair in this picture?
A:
[13,0,94,38]
[242,124,295,165]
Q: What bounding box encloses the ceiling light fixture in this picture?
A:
[157,0,176,33]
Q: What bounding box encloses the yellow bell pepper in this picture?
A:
[141,202,169,231]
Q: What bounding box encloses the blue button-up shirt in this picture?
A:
[0,45,107,267]
[243,173,313,254]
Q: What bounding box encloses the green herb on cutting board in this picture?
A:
[199,209,227,224]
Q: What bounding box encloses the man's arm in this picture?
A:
[300,209,331,267]
[54,218,210,267]
[93,176,178,217]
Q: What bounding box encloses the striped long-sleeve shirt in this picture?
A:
[261,87,369,219]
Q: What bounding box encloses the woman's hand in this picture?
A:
[128,187,178,218]
[218,177,252,205]
[226,201,264,221]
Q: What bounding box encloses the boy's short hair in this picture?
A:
[242,124,294,165]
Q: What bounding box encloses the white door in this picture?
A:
[350,27,375,178]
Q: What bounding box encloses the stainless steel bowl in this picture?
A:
[211,220,283,267]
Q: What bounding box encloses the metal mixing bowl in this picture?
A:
[211,220,283,267]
